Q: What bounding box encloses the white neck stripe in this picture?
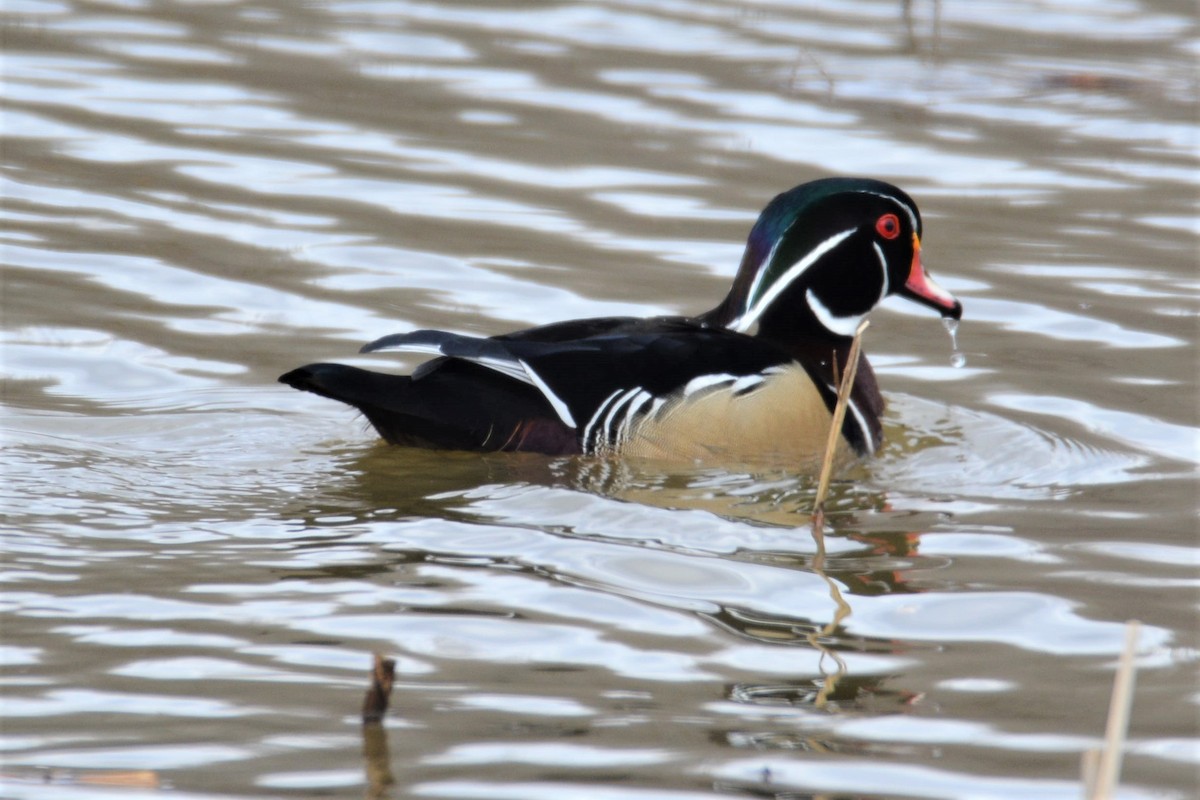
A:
[731,227,856,333]
[872,241,889,304]
[740,235,787,327]
[847,398,874,455]
[824,381,875,455]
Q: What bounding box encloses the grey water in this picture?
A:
[2,1,1197,798]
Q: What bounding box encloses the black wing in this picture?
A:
[361,317,799,453]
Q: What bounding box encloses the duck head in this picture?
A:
[707,177,962,340]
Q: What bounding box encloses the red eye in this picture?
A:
[875,213,900,239]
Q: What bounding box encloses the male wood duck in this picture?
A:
[280,177,962,463]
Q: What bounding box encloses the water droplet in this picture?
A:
[942,318,966,368]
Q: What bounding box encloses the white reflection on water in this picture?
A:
[300,245,666,325]
[960,296,1184,348]
[16,742,251,771]
[848,591,1163,655]
[0,176,340,251]
[422,742,674,768]
[3,0,1198,797]
[712,758,1159,800]
[98,41,236,65]
[7,73,284,130]
[989,392,1200,465]
[454,695,595,717]
[335,28,475,61]
[3,688,254,718]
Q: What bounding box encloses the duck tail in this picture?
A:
[280,363,408,408]
[279,363,422,445]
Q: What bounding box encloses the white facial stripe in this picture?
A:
[805,288,865,338]
[518,358,576,428]
[856,190,918,232]
[731,227,856,333]
[872,241,889,303]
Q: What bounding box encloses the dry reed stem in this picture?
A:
[1081,749,1100,799]
[812,320,869,531]
[1086,620,1141,799]
[362,652,396,723]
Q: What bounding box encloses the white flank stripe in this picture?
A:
[582,388,624,452]
[682,373,737,397]
[731,227,856,333]
[730,374,766,394]
[805,288,864,338]
[519,358,576,428]
[599,388,642,447]
[846,397,875,455]
[615,390,654,445]
[824,381,875,456]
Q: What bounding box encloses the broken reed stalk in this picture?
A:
[362,654,397,798]
[812,320,870,532]
[362,652,396,723]
[1086,620,1141,800]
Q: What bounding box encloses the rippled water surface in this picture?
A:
[3,1,1198,798]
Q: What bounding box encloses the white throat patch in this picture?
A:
[805,289,866,338]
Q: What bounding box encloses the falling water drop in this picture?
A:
[942,317,966,368]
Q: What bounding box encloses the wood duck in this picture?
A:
[280,177,962,463]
